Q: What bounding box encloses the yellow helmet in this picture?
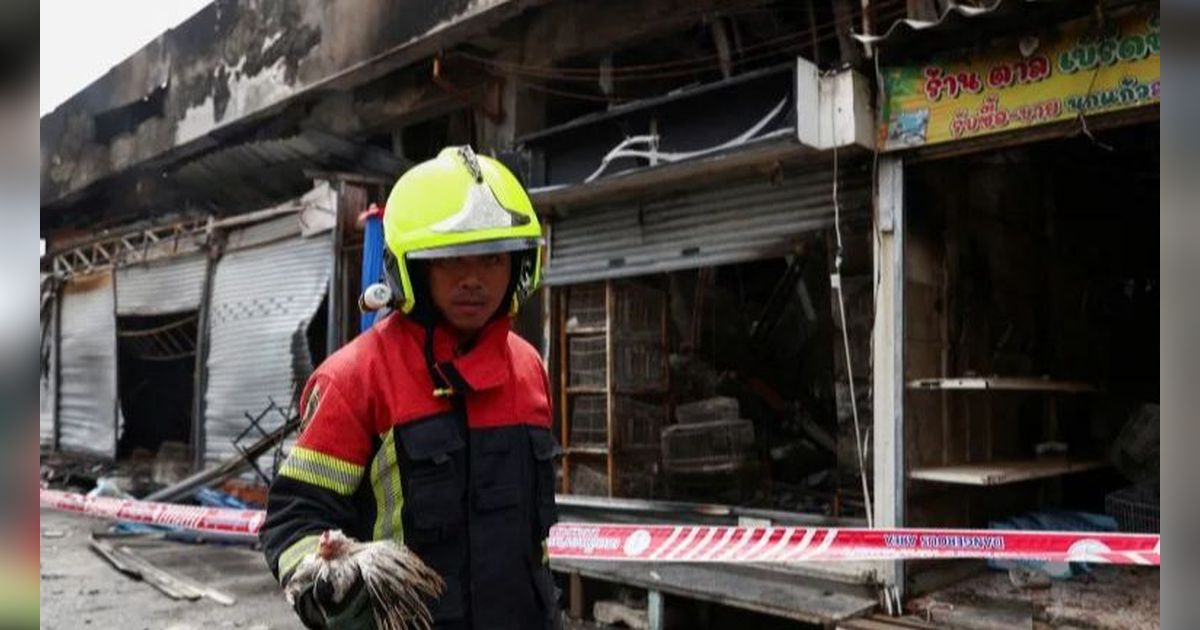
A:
[382,146,543,316]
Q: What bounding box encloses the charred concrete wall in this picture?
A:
[41,0,528,209]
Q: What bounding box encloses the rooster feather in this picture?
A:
[284,530,446,630]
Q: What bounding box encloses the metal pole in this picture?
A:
[873,155,906,600]
[191,241,221,472]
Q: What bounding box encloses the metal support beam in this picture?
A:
[52,281,63,451]
[648,590,664,630]
[328,182,346,357]
[110,268,121,459]
[191,243,221,473]
[872,155,905,603]
[48,218,209,282]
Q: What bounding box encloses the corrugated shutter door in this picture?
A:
[544,166,870,285]
[40,292,57,449]
[116,255,209,315]
[40,353,55,447]
[203,231,331,467]
[58,273,117,457]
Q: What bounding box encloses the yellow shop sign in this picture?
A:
[879,7,1159,151]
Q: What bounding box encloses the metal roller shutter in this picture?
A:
[40,277,57,449]
[58,272,118,457]
[116,255,209,315]
[202,225,331,467]
[544,165,870,285]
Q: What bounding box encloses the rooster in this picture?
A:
[284,530,446,630]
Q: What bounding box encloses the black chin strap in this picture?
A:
[422,322,471,399]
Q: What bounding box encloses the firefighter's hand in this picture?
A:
[289,573,375,630]
[315,572,375,630]
[288,582,327,630]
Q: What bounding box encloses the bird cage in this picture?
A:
[612,282,664,337]
[570,395,664,449]
[569,395,607,447]
[568,336,666,391]
[565,284,606,330]
[613,341,666,391]
[567,335,607,387]
[569,460,609,497]
[662,419,756,474]
[615,396,665,449]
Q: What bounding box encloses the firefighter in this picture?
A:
[261,146,562,629]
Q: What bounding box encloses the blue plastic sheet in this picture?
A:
[989,509,1118,578]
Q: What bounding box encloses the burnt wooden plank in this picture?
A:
[550,559,876,625]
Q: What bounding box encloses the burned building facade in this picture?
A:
[41,0,1160,626]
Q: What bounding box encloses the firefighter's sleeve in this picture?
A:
[260,373,373,584]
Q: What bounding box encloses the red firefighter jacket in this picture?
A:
[261,314,561,629]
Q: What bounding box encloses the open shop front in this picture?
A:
[522,55,887,624]
[549,169,875,515]
[540,165,886,624]
[895,121,1160,628]
[872,6,1160,626]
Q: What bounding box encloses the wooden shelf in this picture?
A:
[565,446,609,456]
[909,458,1107,486]
[615,445,662,453]
[564,446,662,456]
[565,385,669,395]
[906,377,1100,393]
[565,326,607,335]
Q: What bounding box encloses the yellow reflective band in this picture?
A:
[278,534,320,583]
[278,447,364,495]
[370,431,405,542]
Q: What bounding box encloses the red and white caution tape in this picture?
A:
[41,489,1159,565]
[40,488,264,540]
[546,523,1160,566]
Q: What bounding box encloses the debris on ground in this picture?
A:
[89,533,237,605]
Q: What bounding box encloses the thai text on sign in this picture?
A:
[879,7,1159,150]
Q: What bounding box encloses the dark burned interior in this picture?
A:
[116,312,198,460]
[903,123,1159,536]
[554,232,875,519]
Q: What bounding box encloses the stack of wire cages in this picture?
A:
[563,280,668,500]
[569,395,607,447]
[566,282,667,392]
[1105,482,1160,533]
[662,419,756,474]
[613,281,666,392]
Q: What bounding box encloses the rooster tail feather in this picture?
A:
[352,542,446,630]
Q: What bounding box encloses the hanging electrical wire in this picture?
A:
[452,0,909,85]
[462,3,908,104]
[827,65,875,527]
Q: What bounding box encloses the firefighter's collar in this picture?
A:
[428,318,511,393]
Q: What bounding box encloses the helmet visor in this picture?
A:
[407,236,542,260]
